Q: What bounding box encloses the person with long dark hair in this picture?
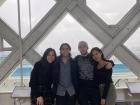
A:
[52,43,78,105]
[29,48,56,105]
[90,47,116,105]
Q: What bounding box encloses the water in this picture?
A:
[11,64,131,77]
[11,67,32,77]
[113,64,130,73]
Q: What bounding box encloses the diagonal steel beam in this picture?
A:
[103,12,140,56]
[0,36,3,49]
[0,17,41,65]
[70,2,140,77]
[114,46,140,75]
[0,19,19,48]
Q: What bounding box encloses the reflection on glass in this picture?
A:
[0,59,33,92]
[124,27,140,60]
[86,0,136,24]
[35,13,103,57]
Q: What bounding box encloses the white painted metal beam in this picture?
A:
[0,19,19,48]
[25,50,41,65]
[0,36,3,50]
[114,46,140,76]
[70,5,111,45]
[103,12,140,57]
[0,48,12,51]
[70,2,140,77]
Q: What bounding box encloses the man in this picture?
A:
[52,43,78,105]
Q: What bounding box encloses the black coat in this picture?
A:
[52,56,79,97]
[29,61,53,98]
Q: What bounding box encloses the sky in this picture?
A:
[0,0,140,63]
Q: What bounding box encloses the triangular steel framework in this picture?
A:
[0,0,140,84]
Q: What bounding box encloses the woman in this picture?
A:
[90,47,116,105]
[29,48,56,105]
[52,43,78,105]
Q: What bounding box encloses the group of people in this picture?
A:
[29,41,116,105]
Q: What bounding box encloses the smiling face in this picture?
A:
[60,44,70,57]
[78,46,88,55]
[91,49,102,62]
[47,51,56,63]
[78,41,88,55]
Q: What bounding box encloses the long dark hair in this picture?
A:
[40,48,56,63]
[90,47,105,61]
[59,43,71,56]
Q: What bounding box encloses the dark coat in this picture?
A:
[52,56,79,97]
[29,61,53,98]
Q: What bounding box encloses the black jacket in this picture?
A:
[52,56,79,97]
[29,61,53,98]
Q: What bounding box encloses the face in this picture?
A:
[47,51,56,63]
[78,46,88,55]
[91,50,102,62]
[60,45,70,57]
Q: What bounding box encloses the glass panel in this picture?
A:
[86,0,136,24]
[3,39,11,48]
[0,0,56,38]
[0,59,33,92]
[0,51,11,64]
[35,13,103,57]
[110,56,138,88]
[31,0,56,28]
[0,0,18,33]
[124,27,140,60]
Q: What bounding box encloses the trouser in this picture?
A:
[78,80,100,105]
[56,91,76,105]
[100,83,116,105]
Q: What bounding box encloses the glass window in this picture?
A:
[0,0,18,33]
[86,0,136,24]
[124,27,140,60]
[30,0,56,28]
[0,59,32,92]
[35,13,103,57]
[0,0,56,38]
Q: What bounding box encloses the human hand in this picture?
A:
[105,62,112,69]
[37,96,44,105]
[100,98,106,105]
